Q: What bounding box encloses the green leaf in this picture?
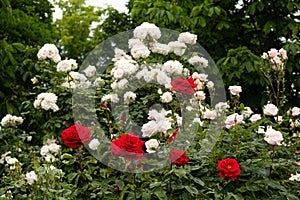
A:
[198,16,206,27]
[154,191,168,200]
[184,186,198,196]
[193,177,205,186]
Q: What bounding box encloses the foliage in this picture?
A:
[0,0,55,117]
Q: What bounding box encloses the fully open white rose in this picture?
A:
[263,103,278,116]
[145,139,159,153]
[229,86,242,96]
[291,107,300,116]
[264,127,283,145]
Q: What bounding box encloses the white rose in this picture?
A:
[113,68,124,79]
[124,91,136,104]
[40,145,49,156]
[195,91,206,101]
[161,92,173,103]
[264,127,283,145]
[291,107,300,116]
[178,32,197,44]
[6,157,18,165]
[25,171,38,185]
[229,86,242,96]
[225,113,244,129]
[145,139,159,153]
[88,139,100,150]
[268,48,278,58]
[206,81,214,89]
[48,143,60,153]
[249,114,261,123]
[83,65,97,77]
[188,56,208,68]
[142,121,158,137]
[263,103,278,116]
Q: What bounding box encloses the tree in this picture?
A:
[0,0,55,117]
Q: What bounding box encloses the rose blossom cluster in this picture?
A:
[40,139,61,162]
[1,114,23,127]
[142,109,173,138]
[261,48,288,71]
[37,44,61,63]
[33,92,59,112]
[0,152,20,170]
[25,171,38,185]
[56,59,77,73]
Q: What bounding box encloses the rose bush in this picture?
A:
[0,23,299,199]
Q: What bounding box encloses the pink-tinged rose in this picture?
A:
[249,114,261,123]
[268,48,278,58]
[291,107,300,116]
[279,48,288,60]
[225,113,244,129]
[206,81,214,89]
[171,76,196,96]
[195,91,206,101]
[264,127,283,146]
[228,86,242,96]
[263,103,278,116]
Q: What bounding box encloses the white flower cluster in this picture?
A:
[25,171,38,185]
[37,44,61,63]
[56,59,77,73]
[0,151,20,170]
[34,92,59,112]
[261,48,288,71]
[188,55,208,68]
[141,109,173,137]
[1,114,23,127]
[289,173,300,181]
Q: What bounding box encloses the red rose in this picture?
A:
[218,158,240,180]
[61,124,92,149]
[171,76,196,96]
[111,133,145,160]
[121,113,126,121]
[169,129,179,142]
[170,150,189,166]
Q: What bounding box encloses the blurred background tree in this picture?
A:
[0,0,55,117]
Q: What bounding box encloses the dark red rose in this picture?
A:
[111,133,145,160]
[61,124,92,149]
[101,103,108,109]
[218,158,240,180]
[171,76,196,96]
[169,129,179,142]
[170,150,189,166]
[121,113,126,121]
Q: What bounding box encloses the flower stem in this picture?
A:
[133,173,137,200]
[269,145,275,178]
